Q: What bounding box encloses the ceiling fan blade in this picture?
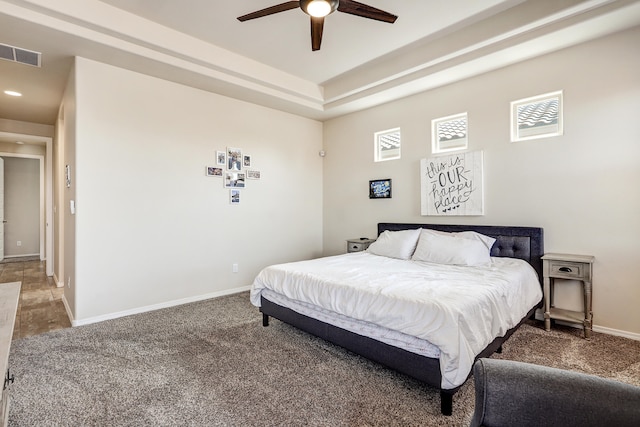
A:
[311,17,325,51]
[338,0,397,23]
[237,1,299,22]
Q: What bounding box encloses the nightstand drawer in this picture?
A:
[348,242,367,252]
[346,238,375,253]
[549,261,585,279]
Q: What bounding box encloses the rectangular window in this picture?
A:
[432,113,468,154]
[511,91,563,142]
[374,128,401,162]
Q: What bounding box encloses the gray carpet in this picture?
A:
[8,292,640,426]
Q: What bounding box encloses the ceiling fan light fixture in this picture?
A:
[237,0,396,52]
[301,0,338,18]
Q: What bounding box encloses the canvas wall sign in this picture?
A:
[420,151,484,216]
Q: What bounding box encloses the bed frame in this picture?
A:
[259,223,544,415]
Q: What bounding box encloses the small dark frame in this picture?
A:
[369,179,392,199]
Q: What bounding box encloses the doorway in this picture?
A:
[0,130,53,276]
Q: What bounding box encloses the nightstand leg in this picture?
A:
[543,276,551,331]
[583,280,593,339]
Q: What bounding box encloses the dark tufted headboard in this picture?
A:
[377,223,544,285]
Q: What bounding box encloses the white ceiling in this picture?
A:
[1,0,639,127]
[98,0,517,84]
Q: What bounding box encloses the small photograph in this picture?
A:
[369,179,392,199]
[216,151,226,166]
[227,147,242,171]
[246,170,261,180]
[206,166,223,177]
[224,172,246,188]
[230,189,240,205]
[243,154,252,168]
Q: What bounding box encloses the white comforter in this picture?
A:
[250,252,542,389]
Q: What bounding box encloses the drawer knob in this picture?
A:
[559,267,573,273]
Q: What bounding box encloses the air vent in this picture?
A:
[0,43,41,67]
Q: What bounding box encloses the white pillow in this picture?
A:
[453,231,496,251]
[366,229,421,260]
[419,229,496,252]
[411,229,491,266]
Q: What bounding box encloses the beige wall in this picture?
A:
[0,119,53,139]
[322,27,640,337]
[71,57,323,323]
[58,59,77,316]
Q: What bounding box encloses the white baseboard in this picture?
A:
[61,293,73,325]
[53,273,64,288]
[3,253,40,259]
[534,309,639,341]
[592,325,640,341]
[70,285,253,327]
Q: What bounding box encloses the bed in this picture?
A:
[250,223,544,415]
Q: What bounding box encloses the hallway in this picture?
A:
[0,258,71,339]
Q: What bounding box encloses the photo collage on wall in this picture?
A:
[206,147,261,204]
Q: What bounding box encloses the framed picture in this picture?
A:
[243,154,252,168]
[432,112,468,154]
[369,179,392,199]
[206,166,223,177]
[224,171,246,188]
[511,91,563,142]
[420,150,484,216]
[227,147,242,171]
[246,170,261,180]
[216,151,226,166]
[230,189,240,205]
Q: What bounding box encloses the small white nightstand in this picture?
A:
[346,238,375,253]
[542,253,595,339]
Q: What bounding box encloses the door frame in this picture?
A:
[0,132,53,276]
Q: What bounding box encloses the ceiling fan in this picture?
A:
[237,0,397,51]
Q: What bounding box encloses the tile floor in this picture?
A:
[0,258,71,339]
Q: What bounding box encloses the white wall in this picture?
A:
[59,59,77,314]
[322,27,640,337]
[71,57,323,323]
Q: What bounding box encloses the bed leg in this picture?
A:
[440,391,453,416]
[497,345,503,354]
[262,313,269,327]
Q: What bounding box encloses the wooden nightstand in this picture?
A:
[346,238,375,253]
[542,253,595,339]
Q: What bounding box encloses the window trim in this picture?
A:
[432,112,468,154]
[374,127,401,162]
[511,91,563,142]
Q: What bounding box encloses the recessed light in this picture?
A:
[15,141,25,145]
[4,90,22,97]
